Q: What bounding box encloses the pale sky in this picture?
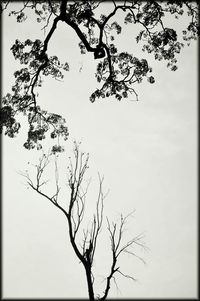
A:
[2,2,198,299]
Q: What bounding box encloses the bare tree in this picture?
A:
[21,141,146,300]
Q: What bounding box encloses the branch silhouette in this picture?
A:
[1,1,199,150]
[20,141,147,300]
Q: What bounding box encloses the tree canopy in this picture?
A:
[1,1,199,151]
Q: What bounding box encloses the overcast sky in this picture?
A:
[2,2,198,299]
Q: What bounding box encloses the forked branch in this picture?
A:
[21,141,146,300]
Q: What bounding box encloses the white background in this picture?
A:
[2,2,198,299]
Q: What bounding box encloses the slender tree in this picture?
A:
[0,1,199,151]
[20,141,146,300]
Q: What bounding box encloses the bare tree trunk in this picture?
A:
[85,266,95,301]
[23,143,146,299]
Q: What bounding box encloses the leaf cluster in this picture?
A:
[1,0,199,151]
[1,37,69,151]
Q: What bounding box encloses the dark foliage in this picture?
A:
[1,1,199,151]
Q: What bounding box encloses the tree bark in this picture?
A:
[85,266,95,301]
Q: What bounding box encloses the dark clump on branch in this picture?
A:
[94,46,106,59]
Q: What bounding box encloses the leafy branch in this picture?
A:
[1,0,199,150]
